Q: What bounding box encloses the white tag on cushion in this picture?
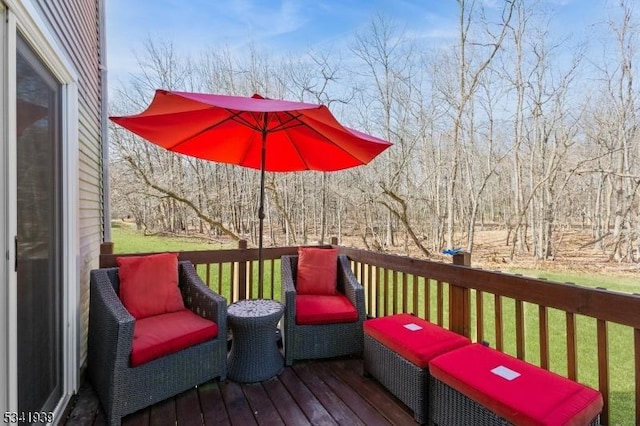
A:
[491,365,521,381]
[403,323,423,331]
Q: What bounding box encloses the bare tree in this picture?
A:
[435,0,515,249]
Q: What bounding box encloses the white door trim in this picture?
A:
[3,0,79,422]
[0,1,9,417]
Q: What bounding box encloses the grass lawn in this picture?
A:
[111,221,234,253]
[111,225,636,425]
[506,267,640,294]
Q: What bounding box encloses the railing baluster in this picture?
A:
[516,299,525,360]
[248,260,254,299]
[367,263,374,317]
[476,290,484,343]
[230,261,236,302]
[217,263,223,295]
[597,319,610,426]
[566,312,577,380]
[424,277,431,322]
[393,270,399,314]
[377,267,382,316]
[539,306,549,370]
[237,240,247,301]
[635,328,640,426]
[412,274,419,316]
[495,294,503,351]
[384,268,390,316]
[401,272,408,314]
[269,259,275,299]
[437,280,444,327]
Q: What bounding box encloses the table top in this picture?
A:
[228,299,283,319]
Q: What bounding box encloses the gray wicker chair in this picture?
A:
[281,254,365,366]
[88,261,227,426]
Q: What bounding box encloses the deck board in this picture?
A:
[293,362,365,426]
[313,362,393,426]
[198,381,230,425]
[242,382,285,426]
[61,358,416,425]
[278,366,337,425]
[261,377,311,426]
[175,388,203,425]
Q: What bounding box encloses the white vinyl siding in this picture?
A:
[31,0,104,370]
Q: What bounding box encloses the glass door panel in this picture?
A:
[16,33,62,416]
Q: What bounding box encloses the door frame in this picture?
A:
[2,0,79,420]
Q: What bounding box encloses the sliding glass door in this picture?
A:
[15,32,63,415]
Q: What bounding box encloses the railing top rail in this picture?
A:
[98,244,333,268]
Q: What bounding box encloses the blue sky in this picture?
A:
[106,0,610,88]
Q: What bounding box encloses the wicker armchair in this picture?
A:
[88,261,227,426]
[281,254,365,366]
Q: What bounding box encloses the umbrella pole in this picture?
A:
[258,125,267,292]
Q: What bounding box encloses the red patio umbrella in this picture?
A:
[110,90,392,286]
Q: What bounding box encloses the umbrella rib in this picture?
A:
[286,116,370,169]
[265,111,321,170]
[266,111,306,133]
[168,109,305,151]
[167,108,264,150]
[235,111,310,168]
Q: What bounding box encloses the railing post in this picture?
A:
[238,240,248,301]
[100,242,113,255]
[449,251,471,337]
[452,251,471,267]
[99,242,114,268]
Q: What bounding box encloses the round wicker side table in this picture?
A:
[227,298,284,383]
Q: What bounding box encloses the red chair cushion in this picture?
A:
[364,313,470,368]
[295,294,358,325]
[117,252,185,319]
[429,343,603,426]
[296,247,338,295]
[130,309,218,367]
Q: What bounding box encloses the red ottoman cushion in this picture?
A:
[429,343,603,426]
[364,313,470,368]
[295,294,359,325]
[131,309,218,367]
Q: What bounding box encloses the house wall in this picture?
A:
[31,0,104,370]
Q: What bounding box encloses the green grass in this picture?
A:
[190,258,282,302]
[111,222,233,253]
[506,267,640,294]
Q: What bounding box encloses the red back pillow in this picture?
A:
[117,252,185,319]
[296,247,338,295]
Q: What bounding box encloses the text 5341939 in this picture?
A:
[4,411,54,424]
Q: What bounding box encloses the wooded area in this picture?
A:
[108,0,640,263]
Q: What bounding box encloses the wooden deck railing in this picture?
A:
[99,239,640,425]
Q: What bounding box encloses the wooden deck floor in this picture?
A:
[62,357,416,426]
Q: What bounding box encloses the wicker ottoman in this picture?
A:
[363,314,471,424]
[429,343,603,425]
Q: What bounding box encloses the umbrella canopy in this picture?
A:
[110,90,392,285]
